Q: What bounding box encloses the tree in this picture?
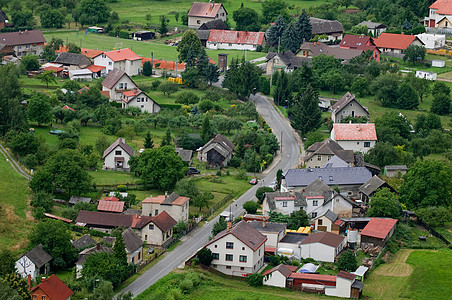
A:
[267,15,286,46]
[397,82,419,109]
[351,76,369,97]
[223,57,261,99]
[9,132,40,157]
[0,249,16,277]
[371,74,400,107]
[36,70,57,88]
[142,61,153,76]
[243,201,260,214]
[145,13,152,27]
[0,280,24,300]
[262,0,288,24]
[76,0,110,25]
[255,187,274,202]
[364,142,399,167]
[290,85,322,137]
[29,219,78,269]
[367,188,401,218]
[233,6,260,32]
[67,43,81,53]
[91,280,114,300]
[414,113,442,137]
[272,70,290,105]
[27,93,52,125]
[130,146,187,190]
[201,116,213,143]
[160,128,172,147]
[337,250,357,272]
[30,191,54,212]
[82,252,129,287]
[247,273,263,287]
[11,11,35,27]
[40,9,64,28]
[375,112,412,144]
[296,9,312,45]
[431,91,451,115]
[144,131,154,148]
[1,273,29,300]
[177,30,202,63]
[288,210,309,229]
[159,82,180,96]
[416,206,451,228]
[197,248,213,266]
[158,15,169,36]
[399,160,452,209]
[405,74,431,102]
[113,232,128,266]
[21,55,40,71]
[203,63,220,85]
[211,218,227,236]
[403,45,426,65]
[176,91,199,105]
[281,21,300,52]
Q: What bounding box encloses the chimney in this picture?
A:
[96,243,101,250]
[227,221,232,232]
[262,221,266,228]
[27,275,31,291]
[41,277,46,283]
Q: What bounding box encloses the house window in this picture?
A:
[132,256,135,264]
[357,142,360,145]
[239,255,247,262]
[141,105,144,108]
[138,252,141,260]
[102,54,106,58]
[226,242,234,249]
[124,83,128,89]
[317,155,322,161]
[240,267,244,270]
[119,83,124,89]
[212,253,219,260]
[155,209,158,215]
[225,254,233,261]
[137,98,140,102]
[149,224,154,230]
[32,296,37,300]
[108,62,112,66]
[145,234,147,240]
[313,200,318,206]
[197,20,201,24]
[364,142,371,147]
[226,266,231,269]
[18,46,21,50]
[350,103,353,106]
[282,201,287,207]
[229,43,232,46]
[312,212,318,218]
[242,247,245,250]
[318,219,323,225]
[214,244,217,248]
[115,150,122,155]
[42,296,46,300]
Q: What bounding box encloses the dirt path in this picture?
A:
[374,249,414,277]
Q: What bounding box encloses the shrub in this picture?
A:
[417,206,451,227]
[337,250,357,272]
[196,248,213,266]
[176,91,199,105]
[255,187,274,202]
[243,201,260,214]
[247,273,263,287]
[151,80,161,90]
[228,156,241,168]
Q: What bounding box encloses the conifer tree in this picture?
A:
[113,232,128,266]
[144,131,154,148]
[161,128,172,146]
[281,21,300,52]
[296,9,312,45]
[267,15,287,46]
[290,84,322,136]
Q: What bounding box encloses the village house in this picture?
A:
[205,220,267,277]
[357,20,387,37]
[304,138,355,169]
[30,274,73,300]
[416,33,446,49]
[312,209,345,234]
[262,191,305,216]
[374,33,424,54]
[359,176,397,203]
[360,218,398,248]
[0,30,46,57]
[122,227,144,265]
[72,234,96,251]
[188,2,227,29]
[75,243,113,278]
[101,68,138,102]
[297,42,363,62]
[176,148,193,165]
[102,138,135,171]
[310,17,344,42]
[339,34,381,62]
[93,48,141,76]
[69,69,93,81]
[265,50,309,75]
[424,0,452,28]
[247,221,286,250]
[198,134,235,167]
[299,232,346,262]
[132,31,155,41]
[416,70,437,80]
[263,264,298,288]
[15,244,52,280]
[384,165,408,177]
[331,92,369,123]
[206,29,265,51]
[121,87,161,113]
[142,192,190,223]
[331,123,377,153]
[53,52,92,70]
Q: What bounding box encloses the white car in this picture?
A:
[267,181,277,190]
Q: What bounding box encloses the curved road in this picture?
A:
[0,142,32,180]
[120,94,301,298]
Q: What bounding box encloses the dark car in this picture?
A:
[187,167,201,175]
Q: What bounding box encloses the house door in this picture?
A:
[318,226,327,232]
[116,160,124,169]
[351,111,355,117]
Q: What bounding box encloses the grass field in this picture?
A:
[364,249,452,299]
[0,149,34,253]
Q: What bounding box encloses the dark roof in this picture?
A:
[337,270,356,280]
[76,244,113,265]
[72,234,96,250]
[207,220,267,251]
[247,221,287,234]
[305,138,354,164]
[263,264,296,278]
[163,192,181,205]
[358,21,387,29]
[315,209,338,222]
[31,275,73,300]
[103,236,116,245]
[359,176,387,196]
[76,211,153,229]
[301,232,345,247]
[54,52,91,68]
[310,17,344,35]
[385,165,407,171]
[69,196,92,205]
[322,155,351,168]
[101,68,130,89]
[352,279,364,290]
[196,30,210,41]
[283,167,372,187]
[264,191,306,211]
[266,50,311,69]
[198,19,228,30]
[103,138,135,158]
[122,228,143,254]
[299,42,363,60]
[123,209,142,215]
[0,10,7,22]
[279,232,308,244]
[152,211,177,232]
[331,92,368,114]
[0,30,46,46]
[202,133,235,158]
[176,148,193,162]
[23,244,52,268]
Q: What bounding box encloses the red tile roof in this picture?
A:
[360,218,398,239]
[243,214,270,222]
[340,34,378,52]
[374,33,424,50]
[81,48,104,58]
[333,123,377,141]
[103,48,141,62]
[151,210,177,232]
[263,264,298,277]
[104,196,119,201]
[143,192,189,206]
[430,0,452,14]
[289,272,337,283]
[100,90,110,97]
[87,65,105,72]
[188,2,225,18]
[334,219,345,226]
[43,66,64,72]
[97,200,125,213]
[337,270,356,280]
[122,89,140,97]
[31,275,73,300]
[44,213,72,223]
[301,232,345,248]
[208,30,265,46]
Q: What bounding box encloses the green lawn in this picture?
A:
[0,147,34,253]
[88,170,140,186]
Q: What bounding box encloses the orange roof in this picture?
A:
[122,89,140,97]
[208,29,265,45]
[81,48,104,58]
[374,33,423,50]
[100,90,110,97]
[31,275,73,300]
[333,123,377,141]
[188,2,225,18]
[44,213,72,223]
[104,196,119,201]
[104,48,141,62]
[143,194,189,206]
[361,218,398,239]
[43,66,64,72]
[97,200,125,213]
[430,0,452,14]
[87,65,105,72]
[141,57,186,71]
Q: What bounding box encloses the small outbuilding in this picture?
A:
[432,60,446,67]
[15,244,52,280]
[360,218,398,248]
[300,232,346,262]
[263,264,298,288]
[416,70,437,80]
[132,31,155,41]
[384,165,407,177]
[69,69,93,81]
[69,196,92,206]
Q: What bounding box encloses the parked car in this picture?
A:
[249,178,259,185]
[267,181,277,190]
[187,167,201,175]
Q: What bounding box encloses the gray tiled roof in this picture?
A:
[331,92,368,114]
[247,221,286,234]
[54,52,91,68]
[198,19,228,30]
[310,17,344,35]
[384,165,407,171]
[23,244,52,268]
[359,175,386,196]
[266,50,311,68]
[304,138,354,164]
[208,220,267,251]
[283,167,372,187]
[358,21,386,29]
[196,30,210,41]
[264,191,306,211]
[69,196,92,205]
[101,68,129,89]
[322,155,350,168]
[176,148,193,162]
[122,228,143,254]
[72,235,96,250]
[315,209,338,222]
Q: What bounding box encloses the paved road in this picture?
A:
[119,94,301,298]
[0,142,32,180]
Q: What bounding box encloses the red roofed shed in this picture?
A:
[207,30,265,51]
[360,218,397,247]
[97,200,125,213]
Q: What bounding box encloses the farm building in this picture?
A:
[132,31,155,41]
[416,70,437,80]
[360,218,398,248]
[206,30,265,51]
[384,165,407,177]
[197,134,235,167]
[188,2,227,29]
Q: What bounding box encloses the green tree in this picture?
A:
[0,249,16,277]
[367,188,401,218]
[29,219,78,269]
[431,91,451,115]
[177,30,202,62]
[211,218,227,236]
[281,21,300,52]
[267,15,287,46]
[27,92,52,125]
[243,201,260,214]
[145,13,152,28]
[160,128,172,147]
[364,142,399,167]
[0,280,24,300]
[255,187,274,202]
[261,0,288,24]
[397,82,419,109]
[36,70,57,88]
[21,54,40,71]
[203,63,220,86]
[414,113,442,137]
[142,61,152,76]
[40,9,65,28]
[288,210,309,229]
[194,191,214,212]
[247,273,264,287]
[296,9,312,44]
[158,15,169,36]
[371,73,400,107]
[416,206,451,228]
[403,45,426,65]
[351,76,369,97]
[233,6,260,32]
[144,131,154,148]
[197,248,213,266]
[113,232,128,266]
[290,85,322,137]
[30,191,54,213]
[159,82,180,96]
[11,11,35,27]
[1,273,29,300]
[76,0,110,24]
[405,74,431,102]
[201,116,213,143]
[175,179,201,200]
[272,70,290,105]
[337,250,357,272]
[399,160,452,209]
[9,132,40,157]
[176,91,199,105]
[174,12,179,23]
[66,42,81,53]
[91,280,114,300]
[82,252,129,287]
[40,38,64,62]
[223,57,261,99]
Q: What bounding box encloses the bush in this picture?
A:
[247,273,263,287]
[255,187,274,202]
[30,192,54,212]
[337,250,357,272]
[151,80,161,90]
[417,206,451,227]
[176,91,199,105]
[243,201,260,214]
[228,156,241,168]
[196,248,213,266]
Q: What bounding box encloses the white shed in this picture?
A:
[263,264,298,288]
[432,60,445,67]
[299,232,346,262]
[69,69,93,81]
[415,70,437,80]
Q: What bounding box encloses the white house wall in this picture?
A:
[142,201,189,223]
[335,140,376,154]
[300,243,336,262]
[102,75,137,101]
[15,256,37,279]
[335,276,353,298]
[123,92,161,113]
[188,6,227,28]
[94,55,114,74]
[103,145,132,170]
[263,270,287,288]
